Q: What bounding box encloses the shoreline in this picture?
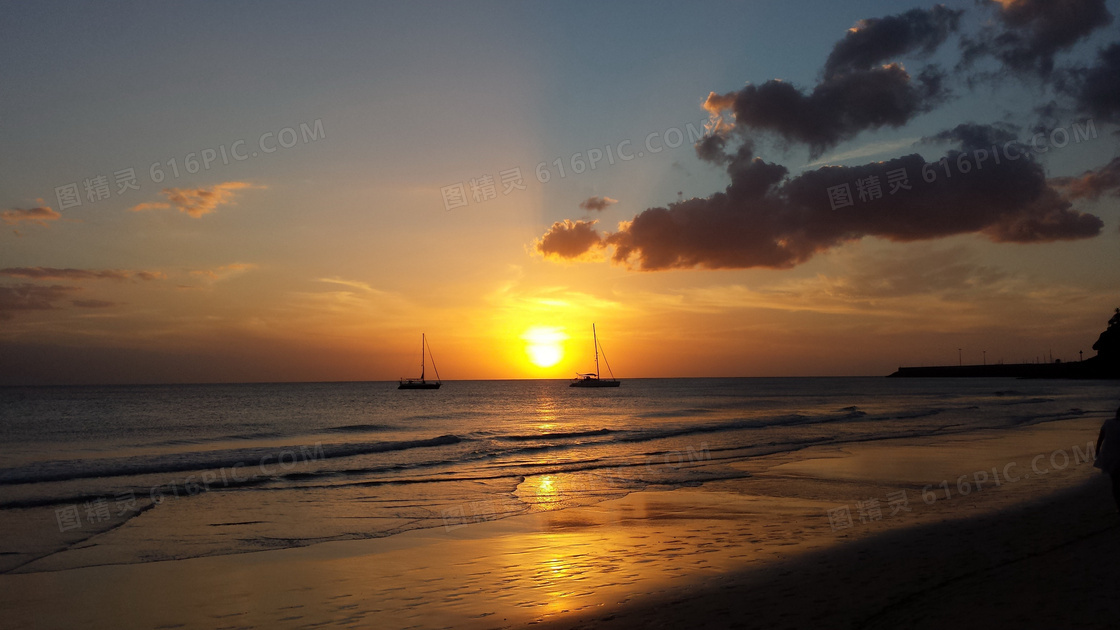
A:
[0,416,1112,629]
[544,476,1119,630]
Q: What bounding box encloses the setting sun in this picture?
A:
[5,3,1120,630]
[522,326,567,368]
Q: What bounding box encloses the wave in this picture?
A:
[0,435,463,486]
[149,430,287,446]
[635,407,715,419]
[887,408,944,420]
[502,428,614,441]
[613,409,868,444]
[999,397,1056,406]
[324,423,393,433]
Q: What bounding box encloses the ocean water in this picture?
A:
[1,377,1116,573]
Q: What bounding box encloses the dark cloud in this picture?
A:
[578,196,618,212]
[696,7,958,160]
[71,299,117,308]
[1073,42,1120,122]
[725,145,788,200]
[0,268,130,281]
[541,127,1102,271]
[0,284,79,319]
[824,6,963,78]
[540,7,1114,273]
[921,122,1020,148]
[962,0,1114,77]
[1051,156,1120,200]
[535,220,604,259]
[724,64,947,159]
[1,206,61,227]
[695,133,731,164]
[0,267,164,281]
[1030,100,1066,135]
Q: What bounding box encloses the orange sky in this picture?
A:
[1,2,1118,384]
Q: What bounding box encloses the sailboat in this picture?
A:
[399,333,441,389]
[570,324,620,387]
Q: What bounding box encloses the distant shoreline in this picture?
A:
[888,359,1118,379]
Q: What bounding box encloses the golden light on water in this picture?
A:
[522,326,567,368]
[535,474,561,510]
[538,475,555,494]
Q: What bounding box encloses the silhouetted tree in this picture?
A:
[1092,307,1120,360]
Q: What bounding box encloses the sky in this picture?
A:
[1,0,1118,385]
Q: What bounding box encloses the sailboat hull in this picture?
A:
[399,381,441,389]
[569,378,620,388]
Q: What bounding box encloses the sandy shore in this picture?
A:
[1,416,1114,629]
[546,466,1119,630]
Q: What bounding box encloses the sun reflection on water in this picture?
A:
[534,474,560,510]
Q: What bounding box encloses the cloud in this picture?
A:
[962,0,1114,77]
[578,196,618,212]
[540,127,1103,271]
[701,90,737,137]
[189,263,257,281]
[824,6,963,78]
[317,277,379,293]
[130,202,171,212]
[534,220,605,260]
[830,245,1009,300]
[130,182,262,218]
[0,284,79,319]
[1,267,129,281]
[539,7,1114,273]
[695,133,731,164]
[0,267,164,281]
[1070,42,1120,123]
[706,64,948,160]
[1050,157,1120,200]
[306,278,407,312]
[696,7,959,160]
[803,137,922,168]
[920,121,1020,147]
[2,206,61,227]
[71,299,116,308]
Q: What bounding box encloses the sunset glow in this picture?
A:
[523,327,567,368]
[0,1,1116,386]
[2,3,1120,630]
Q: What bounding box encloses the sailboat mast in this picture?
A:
[420,333,426,380]
[593,324,600,378]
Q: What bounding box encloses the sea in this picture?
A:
[1,377,1117,573]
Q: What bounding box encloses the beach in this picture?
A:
[2,407,1114,629]
[547,417,1120,630]
[6,1,1120,627]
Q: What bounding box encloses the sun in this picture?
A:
[523,326,566,368]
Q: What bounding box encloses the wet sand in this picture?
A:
[547,465,1119,630]
[0,416,1113,629]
